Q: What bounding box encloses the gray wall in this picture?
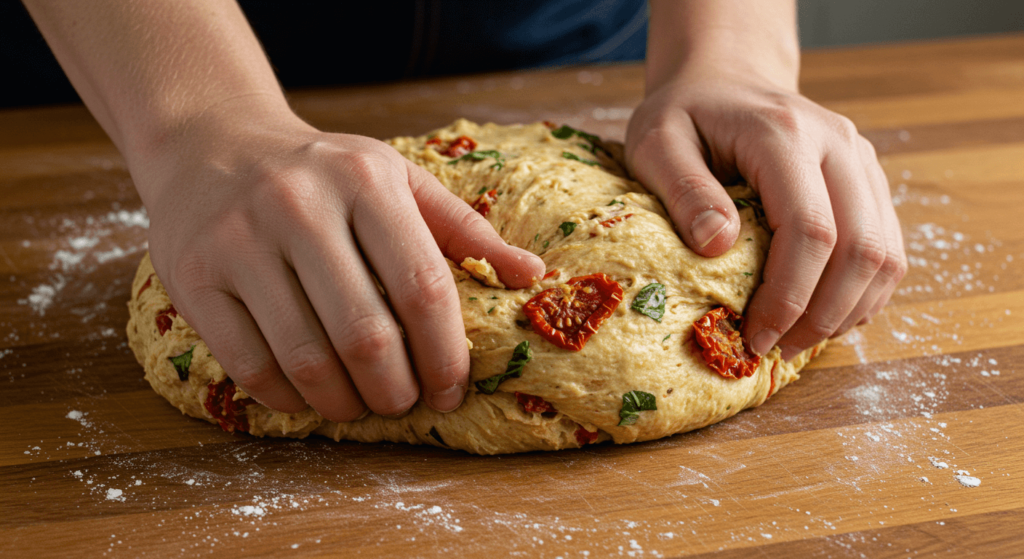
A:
[798,0,1024,48]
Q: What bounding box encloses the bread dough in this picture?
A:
[127,119,825,455]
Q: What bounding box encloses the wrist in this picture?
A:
[124,93,309,206]
[646,0,800,94]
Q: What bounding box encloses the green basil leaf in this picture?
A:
[562,151,601,167]
[559,222,577,237]
[551,125,603,154]
[734,198,751,208]
[607,200,624,206]
[169,346,195,381]
[662,334,671,342]
[475,341,531,394]
[618,390,657,426]
[448,150,505,170]
[743,272,753,277]
[631,283,667,322]
[551,125,576,140]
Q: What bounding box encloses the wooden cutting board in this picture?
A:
[1,34,1022,558]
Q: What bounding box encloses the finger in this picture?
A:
[777,132,886,360]
[234,257,368,422]
[626,110,741,256]
[288,222,422,417]
[352,159,470,412]
[741,142,837,356]
[405,160,544,287]
[178,287,307,414]
[833,138,908,336]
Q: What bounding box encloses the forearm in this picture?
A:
[22,0,292,176]
[646,0,800,92]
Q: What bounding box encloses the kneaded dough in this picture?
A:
[127,119,825,455]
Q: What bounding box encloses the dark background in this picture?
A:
[2,0,1023,108]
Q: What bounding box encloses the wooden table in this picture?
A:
[2,34,1022,558]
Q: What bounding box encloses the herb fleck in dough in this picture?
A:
[127,119,825,455]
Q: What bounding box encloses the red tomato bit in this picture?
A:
[472,188,498,217]
[590,214,634,237]
[542,269,560,280]
[692,307,761,379]
[523,273,623,351]
[515,392,557,414]
[156,306,178,336]
[428,135,478,158]
[767,360,780,398]
[203,379,255,434]
[574,425,599,445]
[137,274,154,298]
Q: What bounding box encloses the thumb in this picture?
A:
[405,160,545,288]
[626,114,740,256]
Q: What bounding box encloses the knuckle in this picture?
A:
[857,136,878,160]
[373,391,421,417]
[758,100,805,139]
[421,352,470,392]
[344,151,394,183]
[829,114,860,143]
[804,319,838,341]
[396,265,456,316]
[792,211,838,251]
[883,251,909,284]
[228,355,280,395]
[338,313,398,363]
[166,253,221,296]
[762,288,808,329]
[848,235,887,273]
[281,342,336,387]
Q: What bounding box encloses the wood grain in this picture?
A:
[2,34,1023,558]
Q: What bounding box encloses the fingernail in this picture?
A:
[780,345,801,362]
[750,329,781,356]
[430,385,466,412]
[356,409,371,421]
[382,408,412,420]
[856,316,871,326]
[691,210,729,248]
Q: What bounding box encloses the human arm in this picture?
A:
[626,0,907,360]
[23,0,545,418]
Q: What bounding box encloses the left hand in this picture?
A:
[625,68,907,361]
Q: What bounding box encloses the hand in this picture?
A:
[625,69,907,361]
[137,105,544,420]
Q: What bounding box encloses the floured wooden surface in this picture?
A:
[2,35,1023,557]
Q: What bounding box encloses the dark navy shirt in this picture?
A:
[1,0,648,107]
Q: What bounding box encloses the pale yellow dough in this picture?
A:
[127,120,825,455]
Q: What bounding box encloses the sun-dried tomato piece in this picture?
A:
[590,214,634,237]
[515,392,557,414]
[428,135,478,158]
[137,274,154,298]
[542,269,560,280]
[472,188,498,217]
[156,306,178,336]
[574,425,599,445]
[524,273,623,351]
[203,379,255,434]
[767,360,780,398]
[693,307,761,379]
[542,121,558,130]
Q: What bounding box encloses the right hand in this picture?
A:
[136,106,544,421]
